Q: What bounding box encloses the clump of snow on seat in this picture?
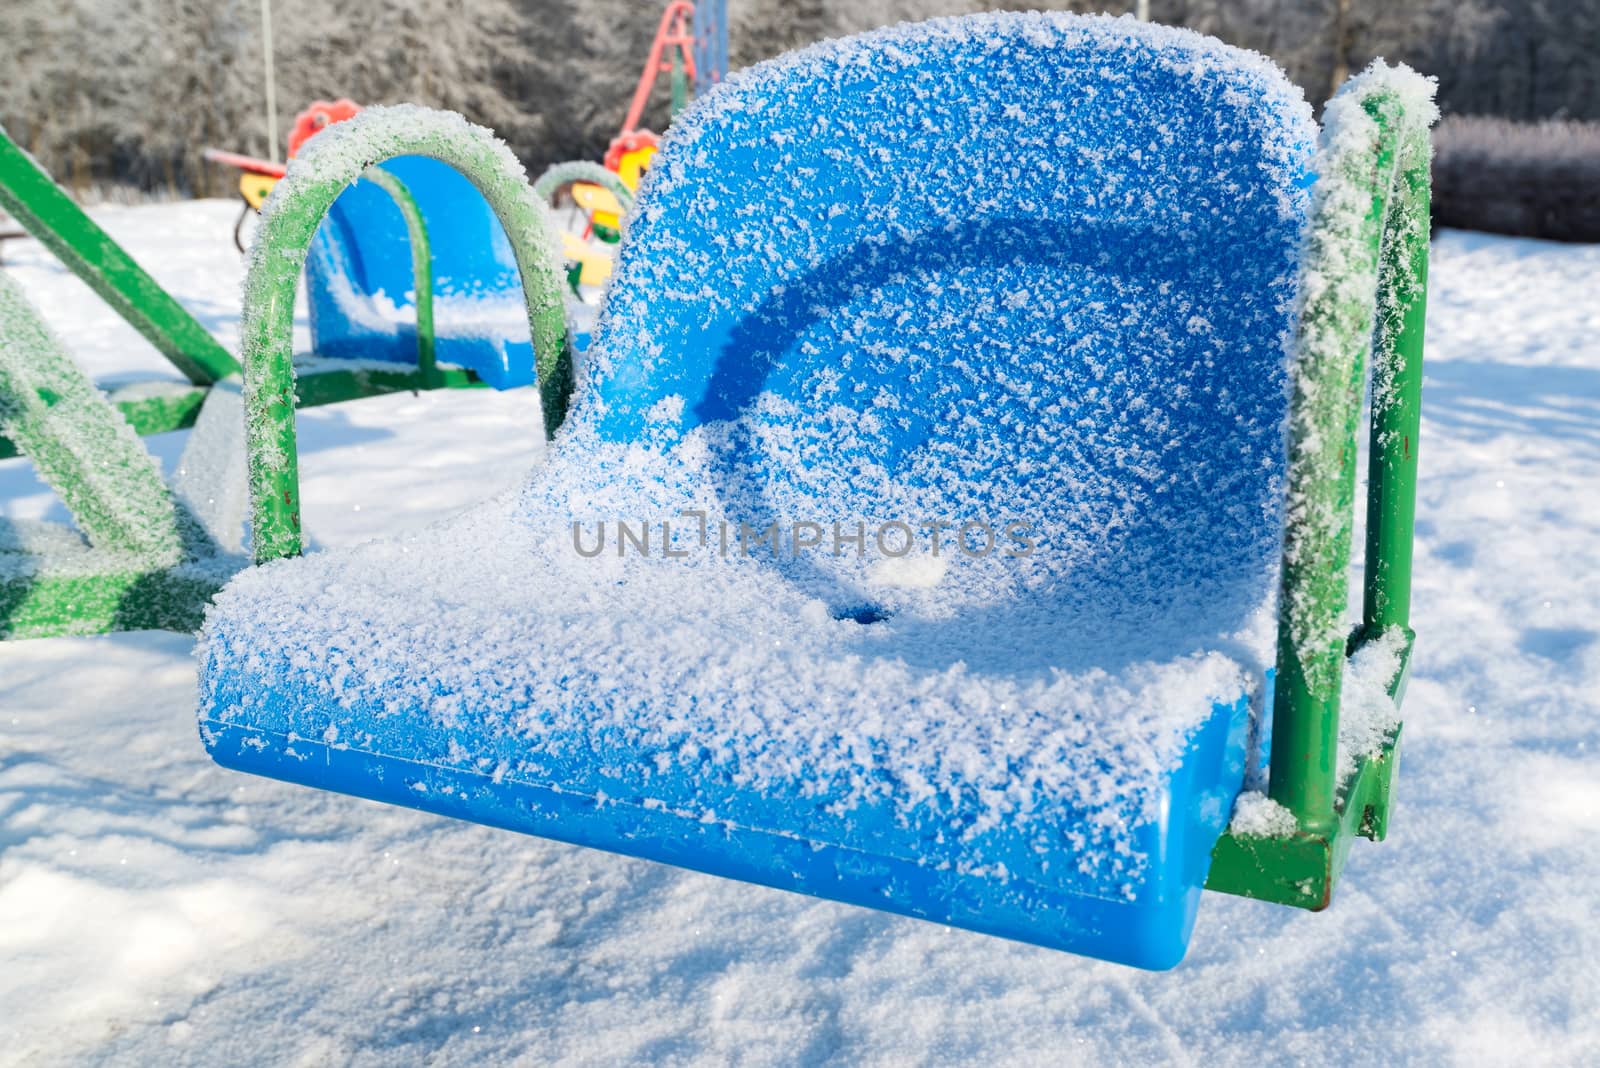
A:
[1228,791,1298,837]
[1337,626,1407,785]
[1232,629,1408,837]
[868,553,947,590]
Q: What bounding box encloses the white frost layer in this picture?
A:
[1228,791,1298,837]
[169,377,249,555]
[1337,625,1408,785]
[203,423,1257,839]
[1280,60,1438,685]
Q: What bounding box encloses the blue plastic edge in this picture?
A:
[198,686,1248,970]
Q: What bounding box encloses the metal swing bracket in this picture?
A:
[1207,84,1436,909]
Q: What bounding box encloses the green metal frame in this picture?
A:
[0,124,503,638]
[0,155,458,462]
[532,160,635,211]
[1206,88,1433,907]
[0,267,230,638]
[360,166,440,389]
[240,109,571,564]
[533,160,636,293]
[2,549,231,638]
[0,126,241,386]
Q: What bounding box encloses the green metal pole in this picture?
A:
[1363,143,1430,638]
[1207,80,1437,907]
[0,127,241,386]
[361,167,438,388]
[671,50,689,116]
[1268,99,1403,836]
[0,270,184,558]
[532,161,634,211]
[241,108,571,564]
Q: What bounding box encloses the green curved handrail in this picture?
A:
[1269,87,1433,836]
[240,107,571,563]
[532,160,635,214]
[359,166,437,387]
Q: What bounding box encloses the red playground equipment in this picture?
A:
[604,2,699,184]
[287,99,362,157]
[204,100,362,252]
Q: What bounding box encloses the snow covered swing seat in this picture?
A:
[198,13,1436,969]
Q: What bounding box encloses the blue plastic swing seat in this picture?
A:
[199,13,1319,969]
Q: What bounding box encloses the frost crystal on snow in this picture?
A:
[1228,791,1299,837]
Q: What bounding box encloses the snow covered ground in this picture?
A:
[2,202,1598,1065]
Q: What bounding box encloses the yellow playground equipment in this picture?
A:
[540,0,717,298]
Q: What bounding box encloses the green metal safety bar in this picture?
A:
[533,160,637,288]
[1207,85,1434,908]
[0,126,241,386]
[357,165,440,388]
[532,160,636,211]
[242,108,571,564]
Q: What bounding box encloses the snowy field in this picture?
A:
[2,201,1599,1065]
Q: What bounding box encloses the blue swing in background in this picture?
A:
[304,157,537,390]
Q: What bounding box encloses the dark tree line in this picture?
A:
[1,0,1596,197]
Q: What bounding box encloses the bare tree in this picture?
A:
[0,0,1589,197]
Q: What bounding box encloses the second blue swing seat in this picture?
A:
[306,156,537,390]
[199,13,1319,969]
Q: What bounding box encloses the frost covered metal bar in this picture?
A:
[1362,135,1430,638]
[358,166,438,387]
[1207,74,1437,909]
[0,271,183,558]
[239,107,570,563]
[0,126,241,387]
[0,270,232,640]
[1268,94,1408,837]
[532,161,635,211]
